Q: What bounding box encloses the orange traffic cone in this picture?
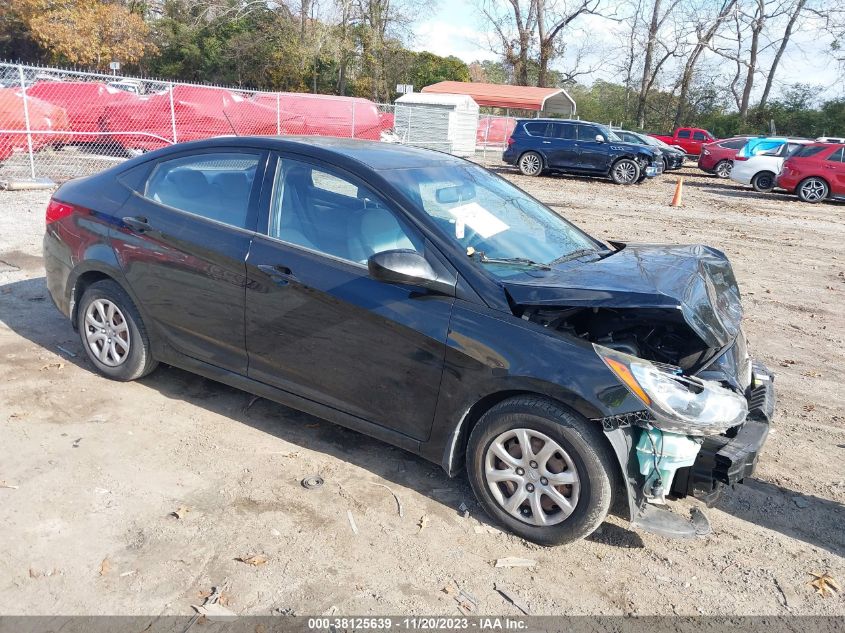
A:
[670,177,684,207]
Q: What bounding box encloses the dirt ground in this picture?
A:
[0,162,843,617]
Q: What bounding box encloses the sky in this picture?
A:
[409,1,840,101]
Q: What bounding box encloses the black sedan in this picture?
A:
[616,129,686,170]
[43,137,773,545]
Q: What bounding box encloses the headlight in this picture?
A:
[703,149,710,155]
[595,344,748,435]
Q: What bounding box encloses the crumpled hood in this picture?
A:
[503,243,743,349]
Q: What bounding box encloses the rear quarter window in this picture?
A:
[793,145,829,159]
[719,139,746,150]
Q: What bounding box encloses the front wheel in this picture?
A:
[610,158,640,185]
[796,177,829,203]
[714,160,732,178]
[518,151,544,176]
[466,396,617,546]
[751,171,776,193]
[77,279,158,381]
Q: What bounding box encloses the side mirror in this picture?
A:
[367,249,454,295]
[595,134,605,143]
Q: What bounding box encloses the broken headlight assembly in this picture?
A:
[594,344,748,436]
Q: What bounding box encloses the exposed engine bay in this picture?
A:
[520,305,719,372]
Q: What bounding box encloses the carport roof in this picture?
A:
[420,81,576,115]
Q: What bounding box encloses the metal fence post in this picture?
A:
[17,64,36,179]
[351,101,356,139]
[276,93,281,135]
[168,83,178,143]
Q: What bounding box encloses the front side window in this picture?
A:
[693,131,706,141]
[384,162,598,277]
[577,125,601,141]
[143,152,260,229]
[269,158,421,265]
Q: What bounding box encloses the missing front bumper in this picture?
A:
[670,363,775,504]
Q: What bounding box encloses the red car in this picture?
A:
[776,142,845,203]
[698,136,753,178]
[650,127,716,155]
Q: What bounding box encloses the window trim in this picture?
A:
[133,147,268,234]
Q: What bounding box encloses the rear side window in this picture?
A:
[523,122,551,137]
[826,147,845,162]
[143,152,260,229]
[720,139,746,150]
[677,130,691,139]
[554,123,576,140]
[793,145,829,159]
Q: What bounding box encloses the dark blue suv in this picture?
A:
[503,119,663,184]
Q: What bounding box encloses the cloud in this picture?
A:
[411,20,499,63]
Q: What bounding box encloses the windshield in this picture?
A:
[383,163,599,275]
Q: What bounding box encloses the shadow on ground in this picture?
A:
[3,273,843,556]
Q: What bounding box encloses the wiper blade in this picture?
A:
[551,248,606,265]
[473,252,551,270]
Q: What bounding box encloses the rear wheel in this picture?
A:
[77,280,158,381]
[714,160,732,178]
[610,158,640,185]
[466,396,616,546]
[796,177,829,203]
[751,171,776,193]
[518,151,543,176]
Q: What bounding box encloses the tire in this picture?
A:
[751,171,776,193]
[610,158,640,185]
[714,160,732,178]
[77,279,158,381]
[518,151,543,176]
[796,177,829,203]
[466,396,617,546]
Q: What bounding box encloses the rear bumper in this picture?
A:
[670,362,774,503]
[43,230,73,318]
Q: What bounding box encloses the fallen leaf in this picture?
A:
[803,404,816,412]
[418,514,429,532]
[235,554,269,566]
[29,567,40,578]
[779,359,796,367]
[39,362,65,371]
[169,506,190,519]
[99,557,111,576]
[809,572,841,598]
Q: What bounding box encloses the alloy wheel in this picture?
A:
[613,161,637,184]
[484,428,580,526]
[716,161,732,178]
[84,299,131,367]
[800,178,827,202]
[519,153,542,176]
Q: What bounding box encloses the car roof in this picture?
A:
[128,135,467,171]
[517,118,600,125]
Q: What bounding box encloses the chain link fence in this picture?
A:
[0,61,515,186]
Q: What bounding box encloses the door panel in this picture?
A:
[575,124,608,172]
[244,156,455,441]
[113,149,266,373]
[546,123,579,169]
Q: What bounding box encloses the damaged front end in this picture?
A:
[503,242,775,537]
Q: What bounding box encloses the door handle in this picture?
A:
[122,216,151,232]
[542,140,551,144]
[258,263,296,284]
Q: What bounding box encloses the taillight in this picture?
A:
[45,199,76,224]
[507,136,515,146]
[734,155,747,161]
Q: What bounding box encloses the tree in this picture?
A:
[7,0,154,69]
